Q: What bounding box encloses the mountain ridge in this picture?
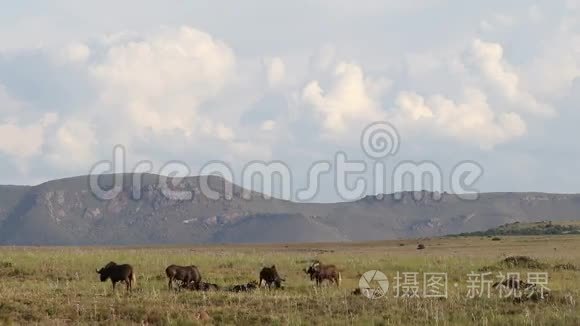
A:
[0,173,579,245]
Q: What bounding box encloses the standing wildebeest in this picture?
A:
[259,265,285,288]
[304,261,341,286]
[96,262,136,292]
[165,265,202,290]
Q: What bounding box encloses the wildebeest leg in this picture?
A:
[126,278,131,292]
[111,280,116,291]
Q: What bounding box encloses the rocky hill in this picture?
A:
[0,174,579,245]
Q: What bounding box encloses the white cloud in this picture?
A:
[0,1,578,194]
[0,86,58,159]
[393,88,526,149]
[301,62,386,135]
[396,91,433,120]
[0,113,58,159]
[45,119,97,167]
[90,26,236,134]
[470,39,553,116]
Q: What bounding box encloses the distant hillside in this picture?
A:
[453,221,580,236]
[1,174,580,245]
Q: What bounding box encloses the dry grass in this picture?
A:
[0,235,579,325]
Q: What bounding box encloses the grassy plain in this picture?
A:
[0,235,579,325]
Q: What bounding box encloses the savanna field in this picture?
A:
[0,236,579,325]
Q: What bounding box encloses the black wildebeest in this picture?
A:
[229,281,258,292]
[196,281,220,291]
[96,262,136,292]
[182,281,220,291]
[259,265,285,288]
[165,264,202,290]
[304,261,341,286]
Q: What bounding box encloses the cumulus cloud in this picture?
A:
[470,39,553,116]
[45,119,97,167]
[0,0,578,195]
[0,86,59,159]
[90,26,236,134]
[393,88,526,149]
[0,113,58,159]
[301,62,386,135]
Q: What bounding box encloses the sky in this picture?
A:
[0,0,579,202]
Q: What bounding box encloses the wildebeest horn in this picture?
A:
[95,269,99,273]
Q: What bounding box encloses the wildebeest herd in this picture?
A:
[96,260,341,293]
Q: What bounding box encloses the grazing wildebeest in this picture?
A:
[197,282,220,291]
[304,261,341,286]
[165,265,202,290]
[259,265,285,288]
[229,281,258,292]
[182,281,220,291]
[96,262,136,292]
